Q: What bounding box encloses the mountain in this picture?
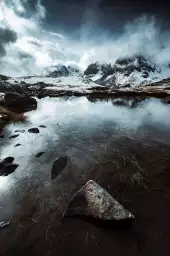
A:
[44,55,169,89]
[84,55,165,88]
[3,55,170,91]
[47,64,80,78]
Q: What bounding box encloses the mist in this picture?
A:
[1,96,170,221]
[1,96,170,188]
[0,0,170,77]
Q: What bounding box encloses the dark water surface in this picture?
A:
[0,97,170,256]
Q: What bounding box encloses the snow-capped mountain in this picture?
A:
[6,55,170,90]
[83,55,166,88]
[44,55,169,88]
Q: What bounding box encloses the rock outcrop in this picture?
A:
[4,92,37,113]
[65,180,134,221]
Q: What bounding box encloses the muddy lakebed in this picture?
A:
[0,96,170,256]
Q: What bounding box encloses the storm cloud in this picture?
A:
[0,26,17,57]
[0,0,170,77]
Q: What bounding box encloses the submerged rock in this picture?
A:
[28,128,40,134]
[39,125,47,128]
[15,129,25,133]
[65,180,134,221]
[9,134,19,139]
[0,135,4,138]
[51,156,68,180]
[36,152,45,158]
[0,163,19,176]
[14,143,21,147]
[0,157,14,169]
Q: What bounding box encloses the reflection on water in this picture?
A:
[0,96,170,218]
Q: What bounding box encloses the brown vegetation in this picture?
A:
[0,107,27,124]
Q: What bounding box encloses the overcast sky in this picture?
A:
[39,0,170,36]
[0,0,170,76]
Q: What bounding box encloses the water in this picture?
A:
[1,96,170,222]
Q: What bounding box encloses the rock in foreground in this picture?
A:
[65,180,134,221]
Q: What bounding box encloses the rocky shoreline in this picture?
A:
[1,75,170,135]
[1,75,170,100]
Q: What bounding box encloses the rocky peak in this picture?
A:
[83,55,162,87]
[115,55,158,75]
[48,65,69,77]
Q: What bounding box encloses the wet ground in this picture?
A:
[0,97,170,256]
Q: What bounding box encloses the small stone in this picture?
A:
[0,163,19,176]
[0,157,14,169]
[51,156,68,180]
[14,144,21,147]
[9,134,19,139]
[0,220,10,228]
[36,152,45,158]
[64,180,134,221]
[28,128,40,134]
[39,125,47,128]
[15,130,25,133]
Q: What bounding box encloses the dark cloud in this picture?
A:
[0,27,17,57]
[41,0,170,37]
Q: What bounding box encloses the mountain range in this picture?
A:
[46,55,169,88]
[1,55,170,90]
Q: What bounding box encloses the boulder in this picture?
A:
[4,92,21,102]
[4,92,37,113]
[64,180,134,221]
[51,156,68,180]
[0,163,19,176]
